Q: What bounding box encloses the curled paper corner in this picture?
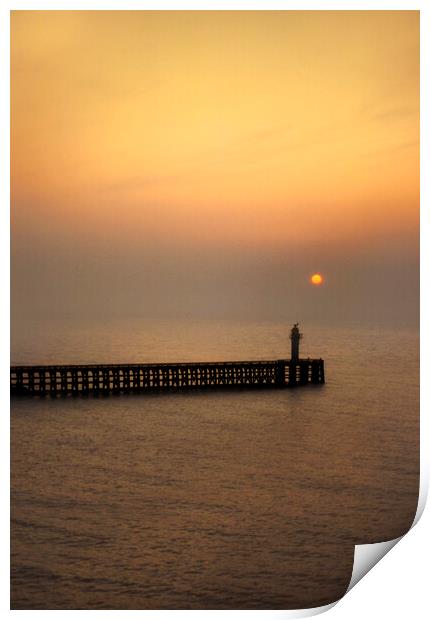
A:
[347,536,402,593]
[346,476,428,595]
[289,531,414,618]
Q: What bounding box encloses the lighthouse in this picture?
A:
[290,323,302,362]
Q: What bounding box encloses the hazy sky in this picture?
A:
[11,11,419,325]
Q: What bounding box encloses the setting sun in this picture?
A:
[310,273,323,286]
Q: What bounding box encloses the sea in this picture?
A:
[10,319,419,609]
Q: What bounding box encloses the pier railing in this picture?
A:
[10,358,324,397]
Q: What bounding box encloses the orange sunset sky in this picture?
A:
[11,11,419,324]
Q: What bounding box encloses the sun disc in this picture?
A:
[310,273,323,285]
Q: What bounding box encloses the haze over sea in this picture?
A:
[11,318,419,609]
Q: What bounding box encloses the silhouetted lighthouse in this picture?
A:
[290,323,302,362]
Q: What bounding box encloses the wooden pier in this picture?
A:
[10,325,324,397]
[10,358,324,397]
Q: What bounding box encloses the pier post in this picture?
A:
[299,362,308,385]
[275,361,286,388]
[319,359,325,384]
[311,360,320,384]
[288,362,297,386]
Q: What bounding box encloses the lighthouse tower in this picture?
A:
[290,323,302,362]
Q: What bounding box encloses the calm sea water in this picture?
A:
[11,319,419,609]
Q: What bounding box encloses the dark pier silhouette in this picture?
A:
[11,325,324,397]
